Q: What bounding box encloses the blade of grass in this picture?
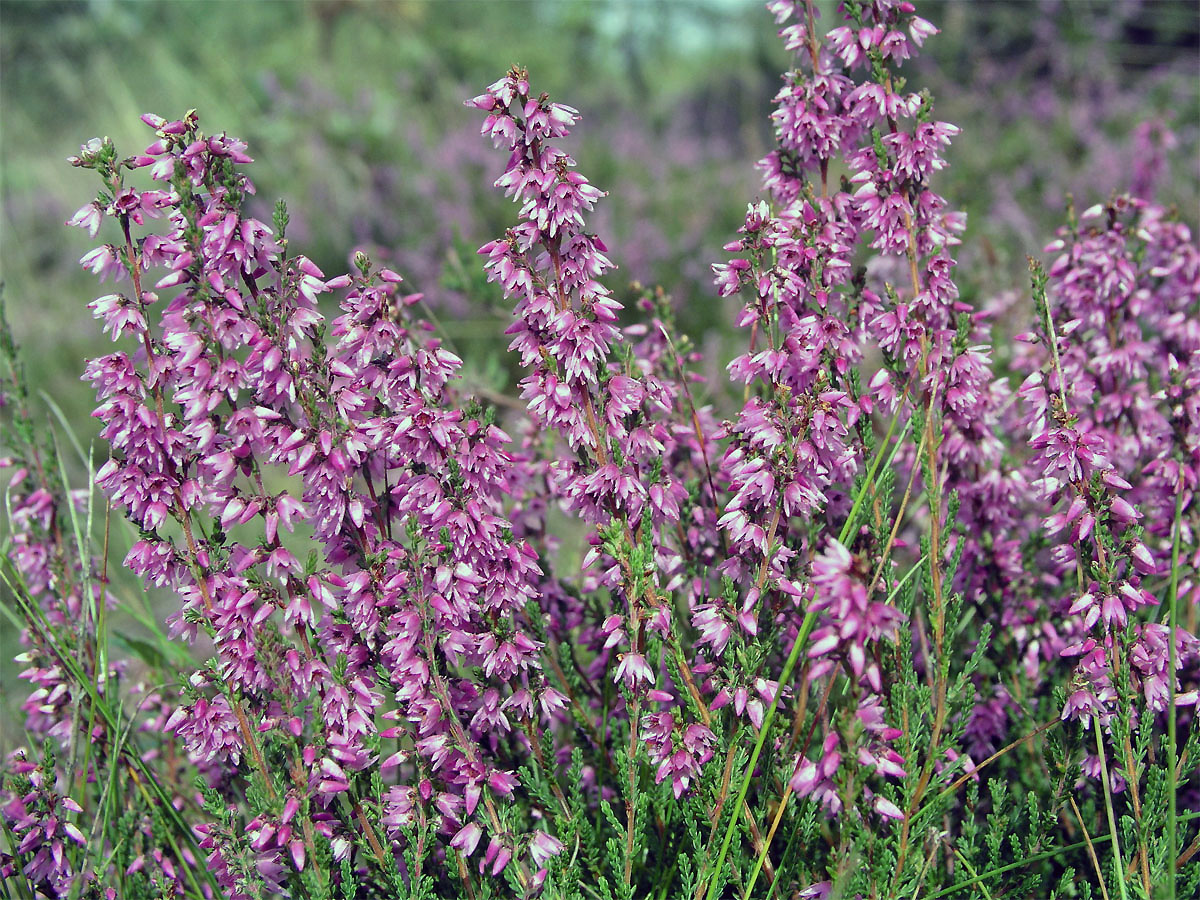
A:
[1095,726,1129,900]
[1167,490,1184,900]
[947,843,995,900]
[46,431,105,813]
[38,391,91,473]
[0,593,27,632]
[0,563,218,894]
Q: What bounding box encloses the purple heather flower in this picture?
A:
[790,733,843,816]
[0,753,88,895]
[807,540,905,691]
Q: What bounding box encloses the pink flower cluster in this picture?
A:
[57,108,573,892]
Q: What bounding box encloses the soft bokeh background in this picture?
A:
[1,0,1197,740]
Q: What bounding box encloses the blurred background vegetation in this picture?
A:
[1,0,1197,737]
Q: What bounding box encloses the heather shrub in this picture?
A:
[0,0,768,434]
[2,2,1198,899]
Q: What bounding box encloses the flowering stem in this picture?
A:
[705,401,907,900]
[893,370,946,881]
[421,622,530,890]
[1030,258,1069,408]
[119,216,279,803]
[455,850,477,900]
[6,390,75,611]
[783,662,812,759]
[656,322,723,518]
[1168,489,1184,897]
[1178,832,1200,870]
[287,760,328,891]
[791,664,835,764]
[1117,728,1150,893]
[705,733,740,837]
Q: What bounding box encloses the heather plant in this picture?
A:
[0,0,768,437]
[2,2,1199,899]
